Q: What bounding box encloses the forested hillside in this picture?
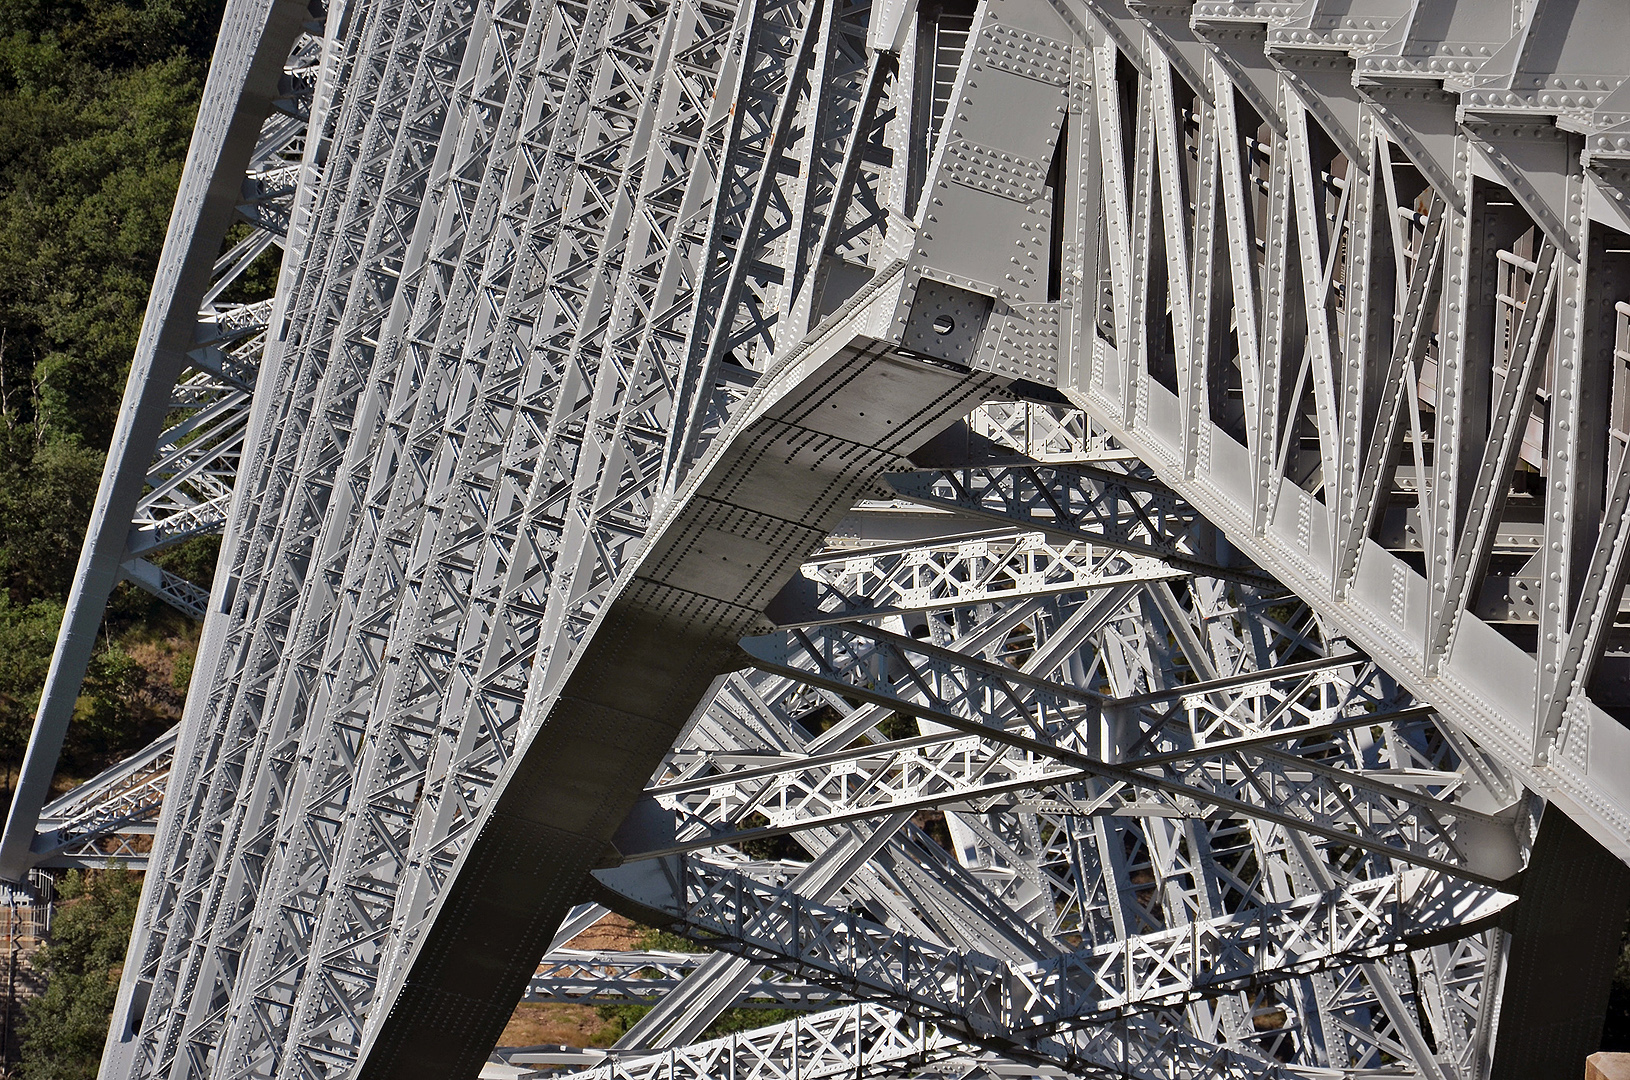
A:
[0,6,232,1074]
[0,0,227,806]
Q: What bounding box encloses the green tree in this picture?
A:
[0,5,229,1060]
[17,867,144,1080]
[0,0,229,793]
[0,0,226,607]
[0,596,63,790]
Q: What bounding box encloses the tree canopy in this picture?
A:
[17,867,144,1080]
[0,7,225,1064]
[0,0,226,790]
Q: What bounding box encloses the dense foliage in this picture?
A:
[0,0,225,793]
[17,867,144,1080]
[0,5,224,1069]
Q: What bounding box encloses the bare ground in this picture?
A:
[496,913,649,1049]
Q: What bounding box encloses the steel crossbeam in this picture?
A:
[596,853,1509,1041]
[731,626,1513,879]
[763,527,1183,625]
[0,0,318,883]
[636,707,1490,869]
[0,0,1618,1078]
[636,623,1505,874]
[964,403,1137,464]
[554,1003,966,1080]
[885,463,1266,584]
[544,999,1278,1080]
[525,949,844,1008]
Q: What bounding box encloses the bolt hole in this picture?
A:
[931,315,956,335]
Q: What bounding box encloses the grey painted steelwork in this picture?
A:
[0,0,1624,1077]
[524,950,845,1008]
[599,854,1509,1049]
[590,565,1519,1078]
[524,1003,967,1080]
[1060,0,1630,870]
[30,728,177,870]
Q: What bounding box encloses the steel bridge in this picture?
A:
[5,0,1630,1077]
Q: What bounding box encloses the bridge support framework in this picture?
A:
[5,0,1630,1079]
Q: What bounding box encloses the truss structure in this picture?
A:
[7,0,1630,1078]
